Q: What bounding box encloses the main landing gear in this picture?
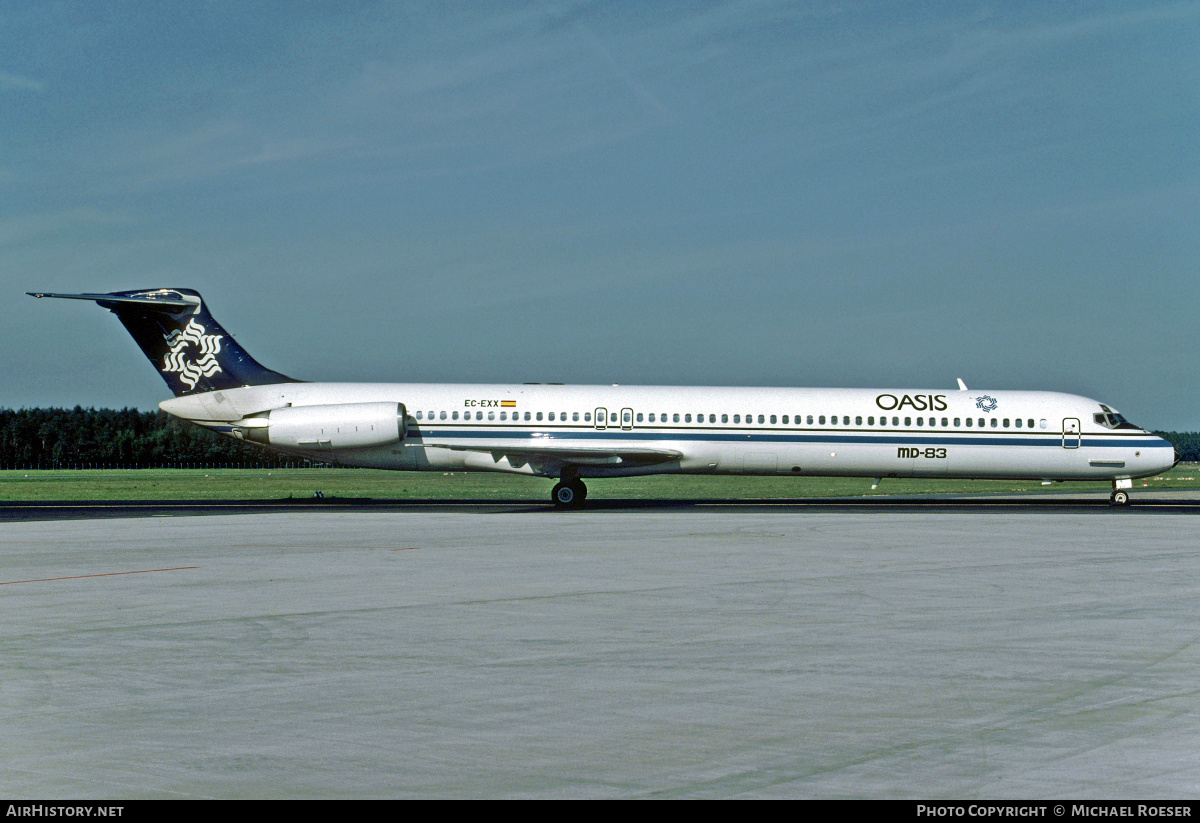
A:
[551,477,588,508]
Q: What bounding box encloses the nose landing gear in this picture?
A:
[1109,479,1132,506]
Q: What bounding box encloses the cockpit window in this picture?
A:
[1094,410,1138,430]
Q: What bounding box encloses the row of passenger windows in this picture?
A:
[412,409,1049,429]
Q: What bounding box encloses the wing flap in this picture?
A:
[419,441,682,467]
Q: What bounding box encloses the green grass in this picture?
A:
[2,465,1198,501]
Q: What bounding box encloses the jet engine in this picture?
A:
[240,402,406,450]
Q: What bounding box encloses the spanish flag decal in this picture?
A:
[501,400,516,407]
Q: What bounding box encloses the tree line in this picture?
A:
[1156,432,1200,464]
[0,407,306,469]
[1,407,1197,470]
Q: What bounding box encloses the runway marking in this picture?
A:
[390,548,419,551]
[1,566,199,585]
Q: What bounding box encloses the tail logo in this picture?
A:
[162,318,223,389]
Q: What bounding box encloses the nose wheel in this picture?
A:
[1109,490,1130,506]
[552,479,588,508]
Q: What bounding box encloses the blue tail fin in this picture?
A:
[28,288,299,396]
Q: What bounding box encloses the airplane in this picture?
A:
[28,288,1177,507]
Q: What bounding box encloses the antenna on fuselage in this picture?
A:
[956,378,968,391]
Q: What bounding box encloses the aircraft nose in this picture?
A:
[1150,436,1180,472]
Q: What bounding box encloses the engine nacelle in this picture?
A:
[242,402,406,450]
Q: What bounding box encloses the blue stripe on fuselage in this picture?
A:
[409,428,1170,449]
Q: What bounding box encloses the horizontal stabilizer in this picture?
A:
[27,291,199,312]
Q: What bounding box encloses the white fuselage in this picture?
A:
[160,382,1176,483]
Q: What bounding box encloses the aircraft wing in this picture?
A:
[417,441,683,467]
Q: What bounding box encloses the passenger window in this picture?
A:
[966,418,972,427]
[917,417,924,426]
[807,415,814,425]
[500,412,507,421]
[892,417,899,426]
[978,418,984,427]
[488,411,495,420]
[769,415,777,424]
[548,412,555,421]
[536,412,543,421]
[525,412,532,421]
[880,417,887,426]
[709,414,716,423]
[843,416,849,425]
[685,414,692,423]
[584,412,591,422]
[1015,418,1021,428]
[855,416,862,425]
[990,418,997,428]
[954,418,960,426]
[477,411,483,420]
[722,414,729,423]
[819,415,826,425]
[758,415,765,424]
[868,416,874,425]
[415,411,423,420]
[904,417,911,426]
[733,414,741,423]
[673,413,680,423]
[1040,419,1047,428]
[1003,418,1010,428]
[573,412,580,422]
[636,413,643,422]
[942,418,948,427]
[452,411,459,420]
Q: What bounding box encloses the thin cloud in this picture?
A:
[0,208,133,247]
[0,71,43,92]
[570,20,671,119]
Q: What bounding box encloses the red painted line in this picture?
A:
[1,566,199,585]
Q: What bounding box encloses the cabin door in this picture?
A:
[1062,418,1081,449]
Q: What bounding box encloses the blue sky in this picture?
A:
[3,1,1198,428]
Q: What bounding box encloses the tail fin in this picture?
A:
[28,288,299,396]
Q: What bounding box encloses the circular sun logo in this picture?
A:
[162,318,223,390]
